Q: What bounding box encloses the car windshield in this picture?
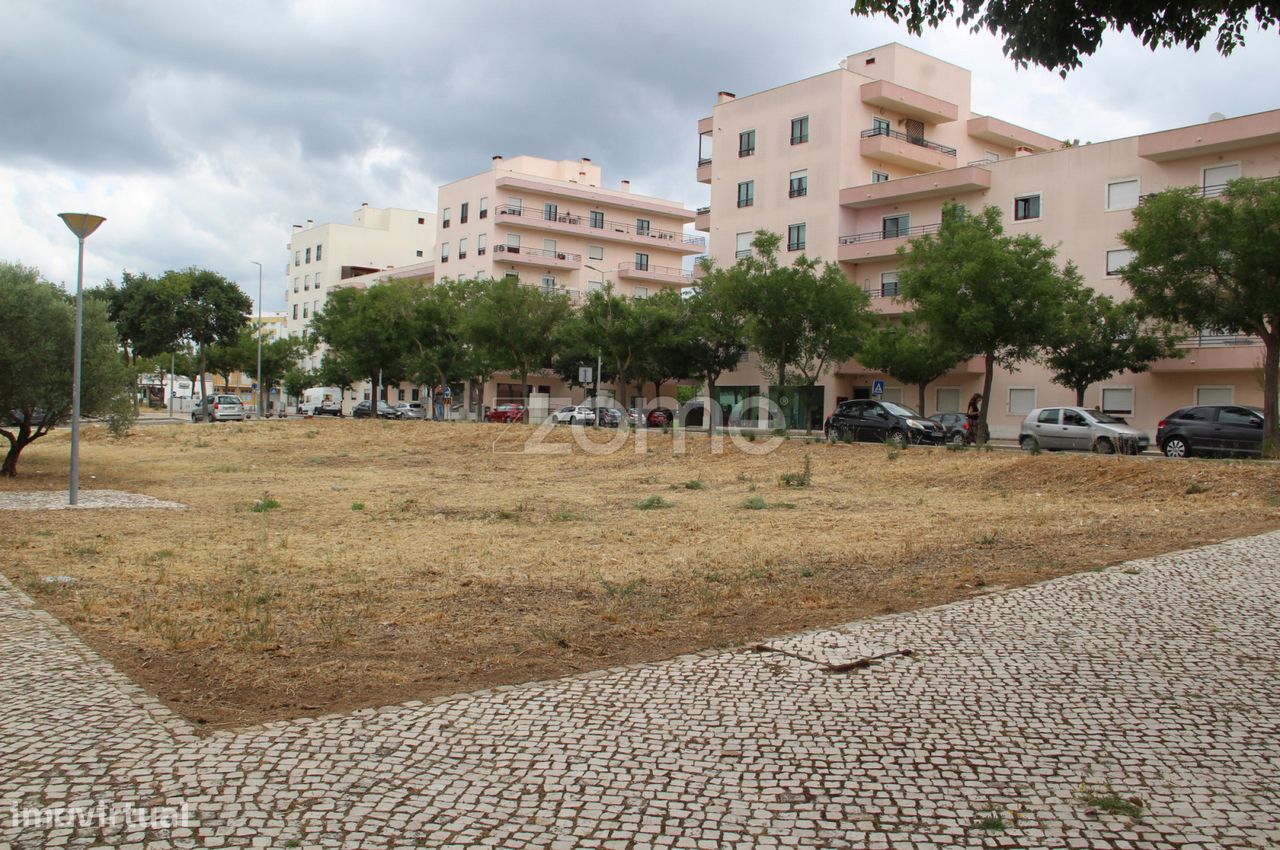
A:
[880,401,921,418]
[1085,410,1123,424]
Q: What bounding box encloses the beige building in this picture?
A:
[695,43,1280,437]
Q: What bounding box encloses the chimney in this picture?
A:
[306,218,314,228]
[581,156,591,163]
[717,91,736,104]
[361,202,368,207]
[1015,146,1034,157]
[492,154,503,162]
[292,224,302,231]
[619,179,631,193]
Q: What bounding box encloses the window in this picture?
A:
[1196,386,1233,405]
[314,272,322,289]
[1107,179,1139,210]
[1037,408,1060,424]
[636,218,650,235]
[506,233,520,248]
[871,170,890,183]
[418,217,425,225]
[541,275,556,292]
[588,245,603,261]
[882,214,910,238]
[936,387,960,413]
[543,238,556,255]
[305,247,311,264]
[872,117,890,135]
[790,115,809,145]
[1203,163,1240,191]
[292,304,298,319]
[738,129,755,157]
[315,244,322,261]
[1008,388,1037,415]
[544,202,558,221]
[1220,406,1262,426]
[735,232,752,260]
[589,210,604,229]
[633,285,648,298]
[880,272,899,297]
[416,250,423,258]
[294,250,300,267]
[789,170,807,198]
[1013,194,1041,221]
[787,223,806,251]
[1101,387,1134,415]
[881,386,903,404]
[737,180,754,208]
[1106,249,1136,275]
[477,234,487,256]
[313,299,318,316]
[460,202,469,224]
[440,242,449,262]
[504,272,519,281]
[634,252,649,271]
[1063,409,1088,426]
[458,238,467,260]
[984,151,1001,163]
[442,208,451,228]
[507,196,522,212]
[302,303,309,318]
[304,274,310,290]
[479,197,488,219]
[293,277,299,293]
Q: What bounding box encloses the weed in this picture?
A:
[975,531,997,546]
[155,616,196,650]
[251,494,281,512]
[736,472,754,483]
[1077,785,1144,819]
[68,543,101,557]
[946,440,967,452]
[743,431,757,442]
[641,474,659,485]
[105,407,137,439]
[1266,495,1280,507]
[885,445,901,461]
[636,495,673,510]
[779,453,812,487]
[683,479,705,490]
[496,509,520,520]
[1030,440,1043,455]
[531,627,570,648]
[1185,481,1211,495]
[974,811,1006,831]
[554,509,581,522]
[599,577,643,602]
[742,495,769,510]
[980,442,994,453]
[351,502,365,511]
[772,427,788,438]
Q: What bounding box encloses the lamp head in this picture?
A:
[58,213,106,239]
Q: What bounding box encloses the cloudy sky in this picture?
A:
[4,1,1277,312]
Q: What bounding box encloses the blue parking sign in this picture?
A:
[872,380,885,397]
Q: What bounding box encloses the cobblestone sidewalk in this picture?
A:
[2,533,1278,849]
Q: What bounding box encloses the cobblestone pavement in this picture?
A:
[2,533,1278,849]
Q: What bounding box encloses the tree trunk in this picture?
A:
[1264,334,1279,458]
[198,345,210,422]
[519,368,530,421]
[706,376,717,435]
[979,354,995,445]
[918,382,927,419]
[1075,386,1086,406]
[1,425,32,477]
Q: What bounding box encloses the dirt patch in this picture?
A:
[4,420,1278,728]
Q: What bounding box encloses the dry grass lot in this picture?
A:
[4,419,1279,728]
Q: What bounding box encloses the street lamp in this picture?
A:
[251,261,263,418]
[584,264,615,426]
[57,212,107,506]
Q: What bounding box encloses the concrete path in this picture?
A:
[2,534,1278,848]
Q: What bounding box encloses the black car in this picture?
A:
[928,412,970,445]
[352,401,400,419]
[824,400,946,446]
[1157,404,1265,458]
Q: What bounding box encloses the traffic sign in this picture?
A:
[442,386,452,399]
[872,380,885,397]
[578,366,593,384]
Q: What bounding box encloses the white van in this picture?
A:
[300,387,343,416]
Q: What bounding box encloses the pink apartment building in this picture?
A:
[696,42,1280,437]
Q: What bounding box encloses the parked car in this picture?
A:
[1020,406,1149,454]
[352,401,400,419]
[825,400,945,445]
[4,408,52,428]
[485,403,527,423]
[626,408,644,427]
[395,402,425,420]
[191,395,245,422]
[594,407,623,427]
[928,412,970,445]
[1157,404,1265,458]
[646,407,674,427]
[550,405,596,425]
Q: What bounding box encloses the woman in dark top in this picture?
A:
[966,393,983,444]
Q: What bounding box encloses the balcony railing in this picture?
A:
[494,204,705,248]
[1177,330,1263,348]
[697,157,712,167]
[696,206,710,215]
[839,223,941,245]
[1140,174,1278,202]
[617,261,693,282]
[863,285,902,299]
[493,244,582,262]
[860,126,957,157]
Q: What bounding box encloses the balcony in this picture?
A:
[697,157,712,184]
[840,164,991,208]
[1140,173,1278,203]
[859,126,957,173]
[1149,332,1264,372]
[492,244,582,270]
[860,286,907,316]
[860,80,958,124]
[494,205,706,254]
[838,223,939,263]
[617,261,694,286]
[694,206,710,232]
[1138,110,1280,161]
[967,115,1059,152]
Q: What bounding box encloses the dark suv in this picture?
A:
[1157,404,1265,458]
[825,400,946,445]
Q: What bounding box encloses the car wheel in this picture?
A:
[1020,435,1038,452]
[1093,438,1115,455]
[1162,436,1190,458]
[887,429,908,448]
[949,431,965,446]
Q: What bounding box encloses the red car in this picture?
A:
[485,403,527,423]
[645,407,674,427]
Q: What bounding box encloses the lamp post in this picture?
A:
[251,261,263,418]
[584,264,615,426]
[57,212,107,506]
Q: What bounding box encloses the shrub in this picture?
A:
[635,495,673,510]
[779,453,812,487]
[251,494,280,513]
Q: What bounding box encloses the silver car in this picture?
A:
[1020,406,1150,454]
[191,394,246,422]
[395,402,426,420]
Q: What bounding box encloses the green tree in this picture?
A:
[897,204,1077,443]
[463,278,571,409]
[630,289,695,402]
[403,278,492,412]
[727,231,872,432]
[1042,290,1183,406]
[161,268,253,421]
[0,263,129,476]
[95,271,188,410]
[205,326,257,392]
[682,264,749,432]
[559,286,651,417]
[1122,177,1280,452]
[857,317,966,415]
[259,335,311,414]
[849,0,1275,74]
[311,282,417,416]
[282,367,316,407]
